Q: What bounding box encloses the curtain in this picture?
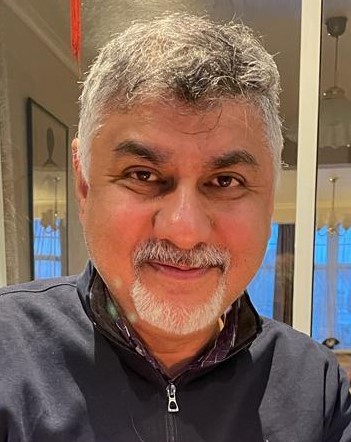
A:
[0,5,20,284]
[273,224,295,325]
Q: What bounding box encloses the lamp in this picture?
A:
[318,176,348,236]
[319,16,351,149]
[286,16,351,148]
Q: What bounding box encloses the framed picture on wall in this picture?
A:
[27,98,69,280]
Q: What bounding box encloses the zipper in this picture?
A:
[165,383,178,442]
[166,383,179,412]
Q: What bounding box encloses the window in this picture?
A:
[312,227,351,348]
[249,223,351,349]
[248,223,279,318]
[33,218,62,278]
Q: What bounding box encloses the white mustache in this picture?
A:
[133,240,231,273]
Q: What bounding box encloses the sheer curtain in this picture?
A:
[312,226,351,348]
[0,5,20,284]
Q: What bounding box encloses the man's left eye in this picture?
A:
[211,175,241,188]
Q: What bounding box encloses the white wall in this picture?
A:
[1,3,87,283]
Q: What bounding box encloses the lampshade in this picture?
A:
[286,16,351,150]
[317,176,351,236]
[319,86,351,149]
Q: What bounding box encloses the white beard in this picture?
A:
[130,277,227,336]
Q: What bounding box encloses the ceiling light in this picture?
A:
[286,16,351,149]
[319,16,351,149]
[318,176,350,236]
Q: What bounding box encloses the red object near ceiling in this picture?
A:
[70,0,81,66]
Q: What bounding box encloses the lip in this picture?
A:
[147,261,211,280]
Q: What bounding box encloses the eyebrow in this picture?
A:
[113,140,169,165]
[207,149,259,169]
[114,141,258,170]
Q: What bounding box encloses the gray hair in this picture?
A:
[78,13,283,181]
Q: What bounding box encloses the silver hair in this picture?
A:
[78,13,283,181]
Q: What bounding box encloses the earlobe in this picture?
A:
[72,138,89,217]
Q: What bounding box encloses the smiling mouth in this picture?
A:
[146,261,214,280]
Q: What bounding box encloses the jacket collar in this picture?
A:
[77,261,262,364]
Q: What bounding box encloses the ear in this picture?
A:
[72,138,89,220]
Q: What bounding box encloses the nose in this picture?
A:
[152,185,213,249]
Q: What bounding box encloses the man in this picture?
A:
[0,13,350,442]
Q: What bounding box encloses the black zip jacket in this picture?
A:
[0,263,350,442]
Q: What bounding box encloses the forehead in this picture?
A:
[96,100,268,149]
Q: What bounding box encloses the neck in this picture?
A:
[132,321,221,376]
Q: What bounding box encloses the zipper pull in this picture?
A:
[166,383,179,413]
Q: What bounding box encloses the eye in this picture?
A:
[129,170,158,182]
[210,175,241,188]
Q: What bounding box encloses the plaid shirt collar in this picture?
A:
[89,269,240,379]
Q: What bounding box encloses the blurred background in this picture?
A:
[0,1,349,369]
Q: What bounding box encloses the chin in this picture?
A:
[130,278,227,336]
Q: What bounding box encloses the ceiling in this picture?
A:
[6,0,351,207]
[25,0,351,121]
[27,0,302,124]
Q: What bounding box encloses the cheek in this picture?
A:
[218,208,270,297]
[217,200,271,270]
[84,189,150,233]
[81,190,154,270]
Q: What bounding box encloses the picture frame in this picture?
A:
[27,98,69,279]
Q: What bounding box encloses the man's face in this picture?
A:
[75,101,275,336]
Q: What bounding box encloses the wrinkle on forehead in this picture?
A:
[128,98,262,135]
[92,100,268,165]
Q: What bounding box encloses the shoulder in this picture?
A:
[254,317,337,365]
[0,276,94,382]
[0,276,97,429]
[251,317,350,404]
[0,276,79,312]
[0,275,78,297]
[253,318,351,437]
[258,317,331,353]
[248,317,346,389]
[0,276,91,346]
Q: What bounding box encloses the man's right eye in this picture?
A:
[128,170,158,182]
